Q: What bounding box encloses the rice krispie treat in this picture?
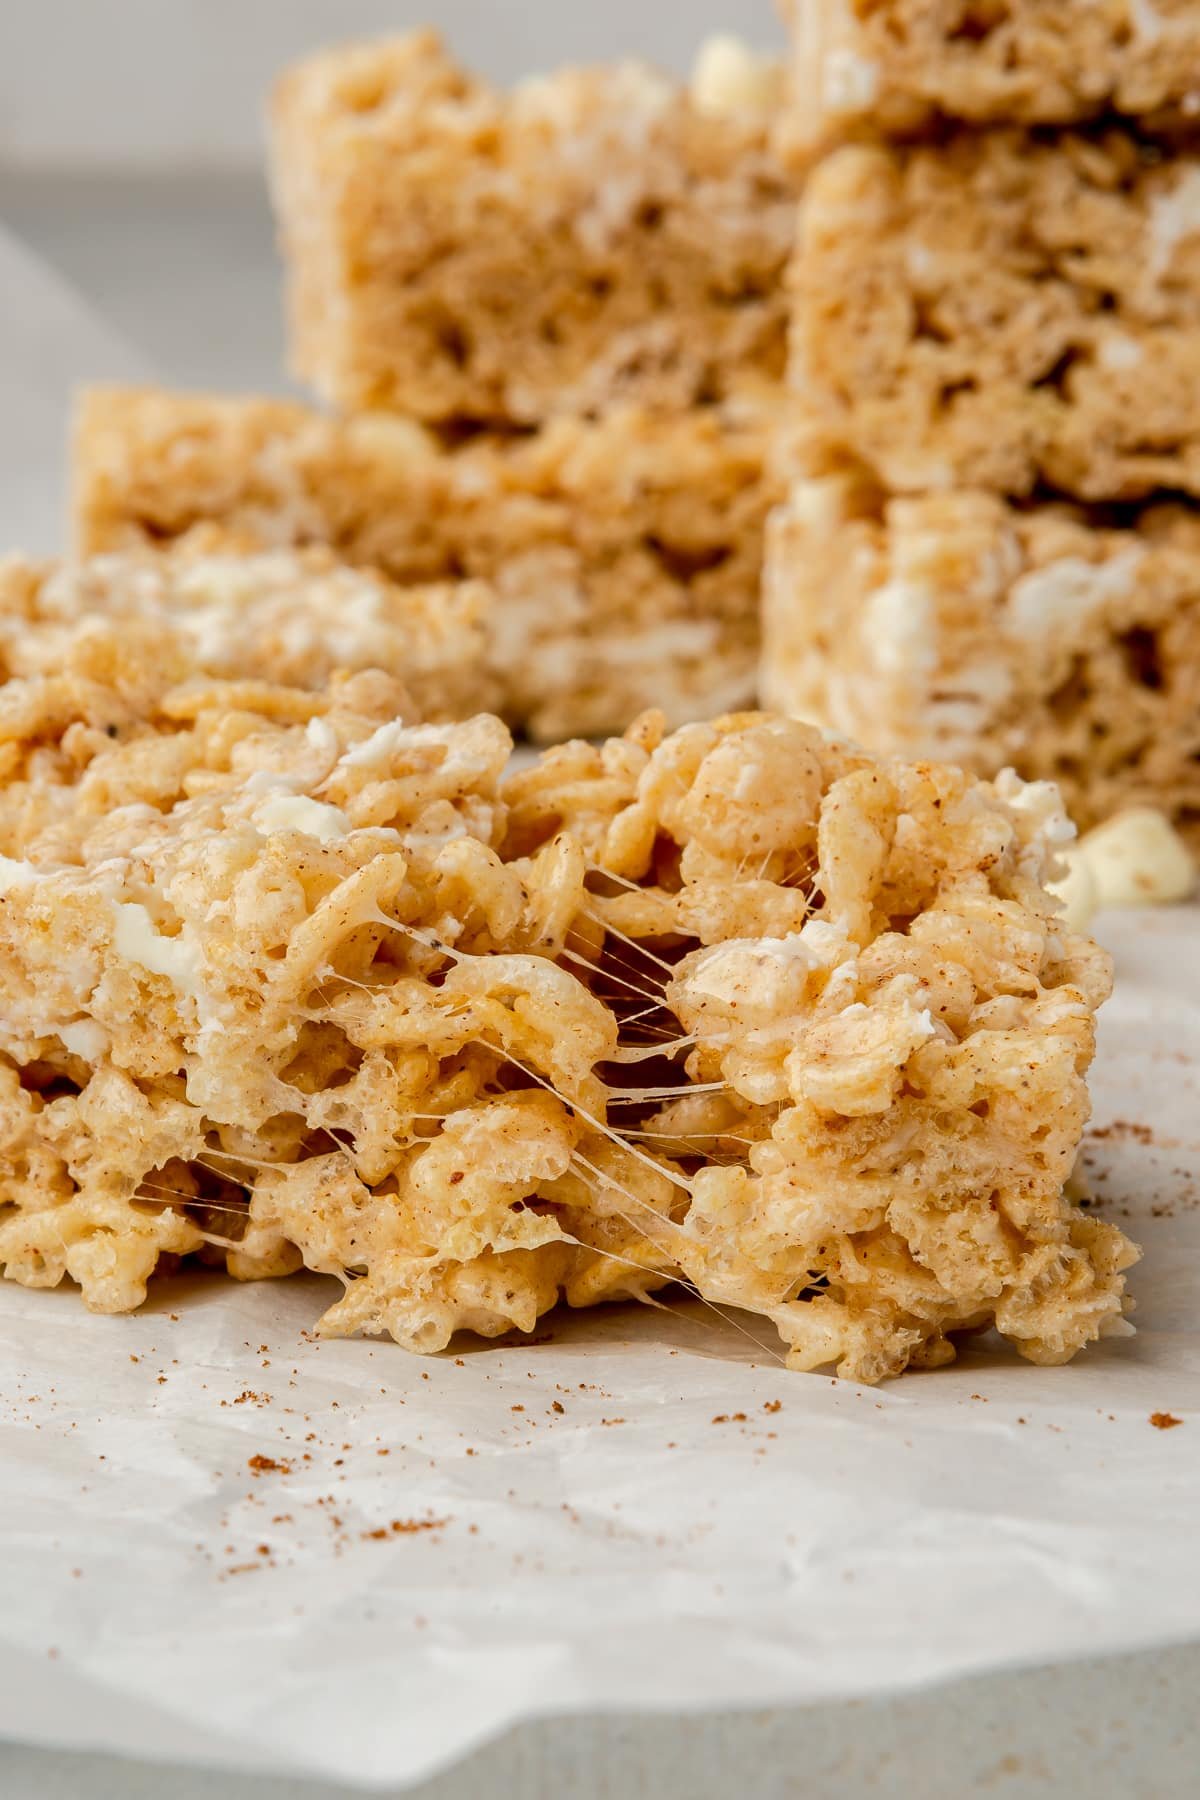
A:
[73,385,776,741]
[270,30,795,423]
[0,659,614,1327]
[0,642,1136,1381]
[780,0,1200,156]
[791,129,1200,501]
[762,472,1200,838]
[0,549,497,723]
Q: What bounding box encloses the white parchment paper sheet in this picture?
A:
[0,232,1196,1792]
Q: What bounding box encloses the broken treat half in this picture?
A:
[270,29,795,422]
[762,474,1200,841]
[0,629,1137,1381]
[72,384,776,742]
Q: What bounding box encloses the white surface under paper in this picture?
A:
[0,233,1197,1795]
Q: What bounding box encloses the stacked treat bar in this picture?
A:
[73,388,770,742]
[765,0,1200,840]
[73,31,797,740]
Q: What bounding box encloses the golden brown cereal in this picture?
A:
[762,473,1200,839]
[0,641,1136,1381]
[73,385,777,742]
[270,29,796,422]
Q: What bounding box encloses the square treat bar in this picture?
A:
[270,30,796,422]
[780,0,1200,154]
[0,548,497,724]
[791,129,1200,501]
[0,628,1135,1381]
[73,385,776,742]
[762,472,1200,837]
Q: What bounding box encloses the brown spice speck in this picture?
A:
[1088,1120,1154,1145]
[247,1454,291,1476]
[1150,1412,1183,1430]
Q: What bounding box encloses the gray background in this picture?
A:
[0,1,780,170]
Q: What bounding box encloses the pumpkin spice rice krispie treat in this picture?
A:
[779,0,1200,157]
[0,636,1137,1381]
[762,474,1200,839]
[72,384,777,741]
[791,127,1200,501]
[270,29,794,422]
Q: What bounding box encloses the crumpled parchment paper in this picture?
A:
[0,225,1196,1793]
